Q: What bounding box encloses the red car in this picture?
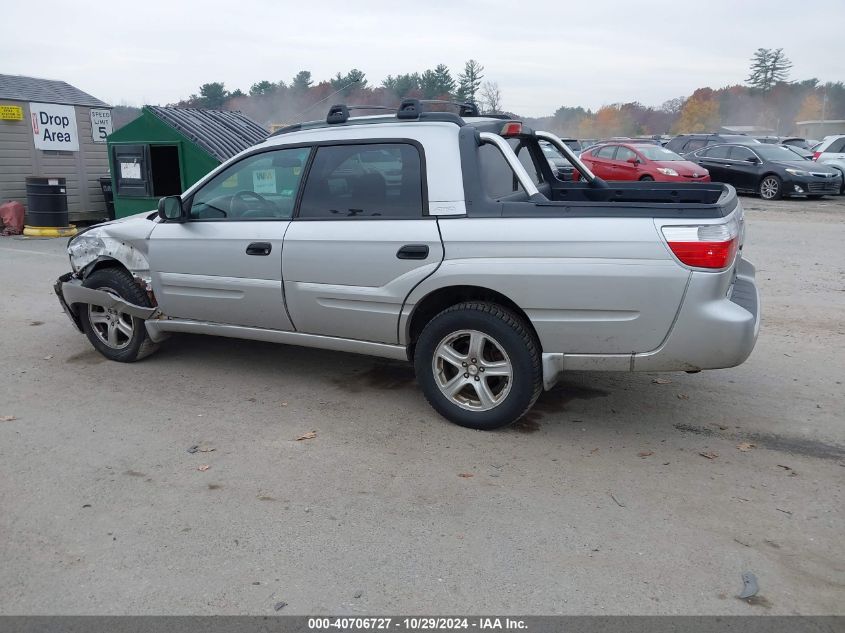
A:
[580,142,710,182]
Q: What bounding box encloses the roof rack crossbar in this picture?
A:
[418,99,479,117]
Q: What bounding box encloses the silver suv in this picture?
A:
[55,100,760,430]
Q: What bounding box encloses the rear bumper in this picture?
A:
[541,258,760,388]
[633,257,759,371]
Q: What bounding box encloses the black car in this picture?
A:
[540,140,576,180]
[665,133,759,155]
[685,143,842,200]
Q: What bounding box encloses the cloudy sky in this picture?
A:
[3,0,843,117]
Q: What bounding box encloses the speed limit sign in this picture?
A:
[89,108,112,143]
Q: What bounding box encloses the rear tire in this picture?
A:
[414,302,542,430]
[79,268,159,362]
[759,174,782,200]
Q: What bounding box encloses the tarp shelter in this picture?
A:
[107,106,268,218]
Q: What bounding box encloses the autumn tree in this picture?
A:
[796,93,823,121]
[673,93,720,133]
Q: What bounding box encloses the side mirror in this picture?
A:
[627,156,639,164]
[745,156,760,164]
[158,196,186,222]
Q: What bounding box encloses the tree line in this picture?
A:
[166,49,844,138]
[174,60,503,127]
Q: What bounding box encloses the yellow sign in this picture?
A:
[0,104,24,121]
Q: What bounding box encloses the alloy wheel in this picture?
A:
[87,288,135,349]
[760,177,780,200]
[432,329,513,411]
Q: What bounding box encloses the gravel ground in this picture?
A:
[0,194,843,615]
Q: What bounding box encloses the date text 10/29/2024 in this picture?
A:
[308,618,528,630]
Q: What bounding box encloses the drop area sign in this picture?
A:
[30,102,79,151]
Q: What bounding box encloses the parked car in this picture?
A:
[782,144,814,160]
[580,142,710,182]
[665,133,759,155]
[685,143,842,199]
[812,135,845,194]
[54,101,759,430]
[540,140,576,180]
[781,137,812,150]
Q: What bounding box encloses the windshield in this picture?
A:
[634,145,684,161]
[752,145,803,161]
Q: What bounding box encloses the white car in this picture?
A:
[813,135,845,194]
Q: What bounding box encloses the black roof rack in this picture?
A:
[268,99,490,138]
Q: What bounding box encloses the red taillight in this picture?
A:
[500,122,522,136]
[813,151,822,161]
[662,221,739,269]
[665,239,738,268]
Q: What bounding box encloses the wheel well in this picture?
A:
[406,285,540,354]
[80,256,126,279]
[79,257,157,306]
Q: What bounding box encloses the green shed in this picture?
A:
[107,106,267,218]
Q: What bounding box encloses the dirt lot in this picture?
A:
[1,195,843,615]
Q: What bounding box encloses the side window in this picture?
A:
[730,146,755,161]
[615,147,637,162]
[703,145,731,159]
[596,145,617,159]
[510,140,543,185]
[298,143,423,219]
[828,138,845,153]
[685,139,706,152]
[479,142,524,199]
[189,147,310,220]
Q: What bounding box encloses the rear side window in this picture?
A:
[703,145,731,159]
[825,138,845,153]
[596,145,617,159]
[730,146,756,161]
[510,140,543,186]
[615,147,637,162]
[685,139,707,152]
[479,143,524,199]
[298,143,423,219]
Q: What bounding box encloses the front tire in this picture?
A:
[759,174,782,200]
[79,268,158,362]
[639,175,654,182]
[414,302,542,430]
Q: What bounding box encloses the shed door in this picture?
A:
[112,145,151,197]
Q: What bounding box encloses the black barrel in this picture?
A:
[99,176,115,220]
[25,177,69,227]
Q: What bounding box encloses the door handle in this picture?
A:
[246,242,272,256]
[396,244,429,260]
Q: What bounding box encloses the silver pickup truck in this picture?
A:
[55,100,760,430]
